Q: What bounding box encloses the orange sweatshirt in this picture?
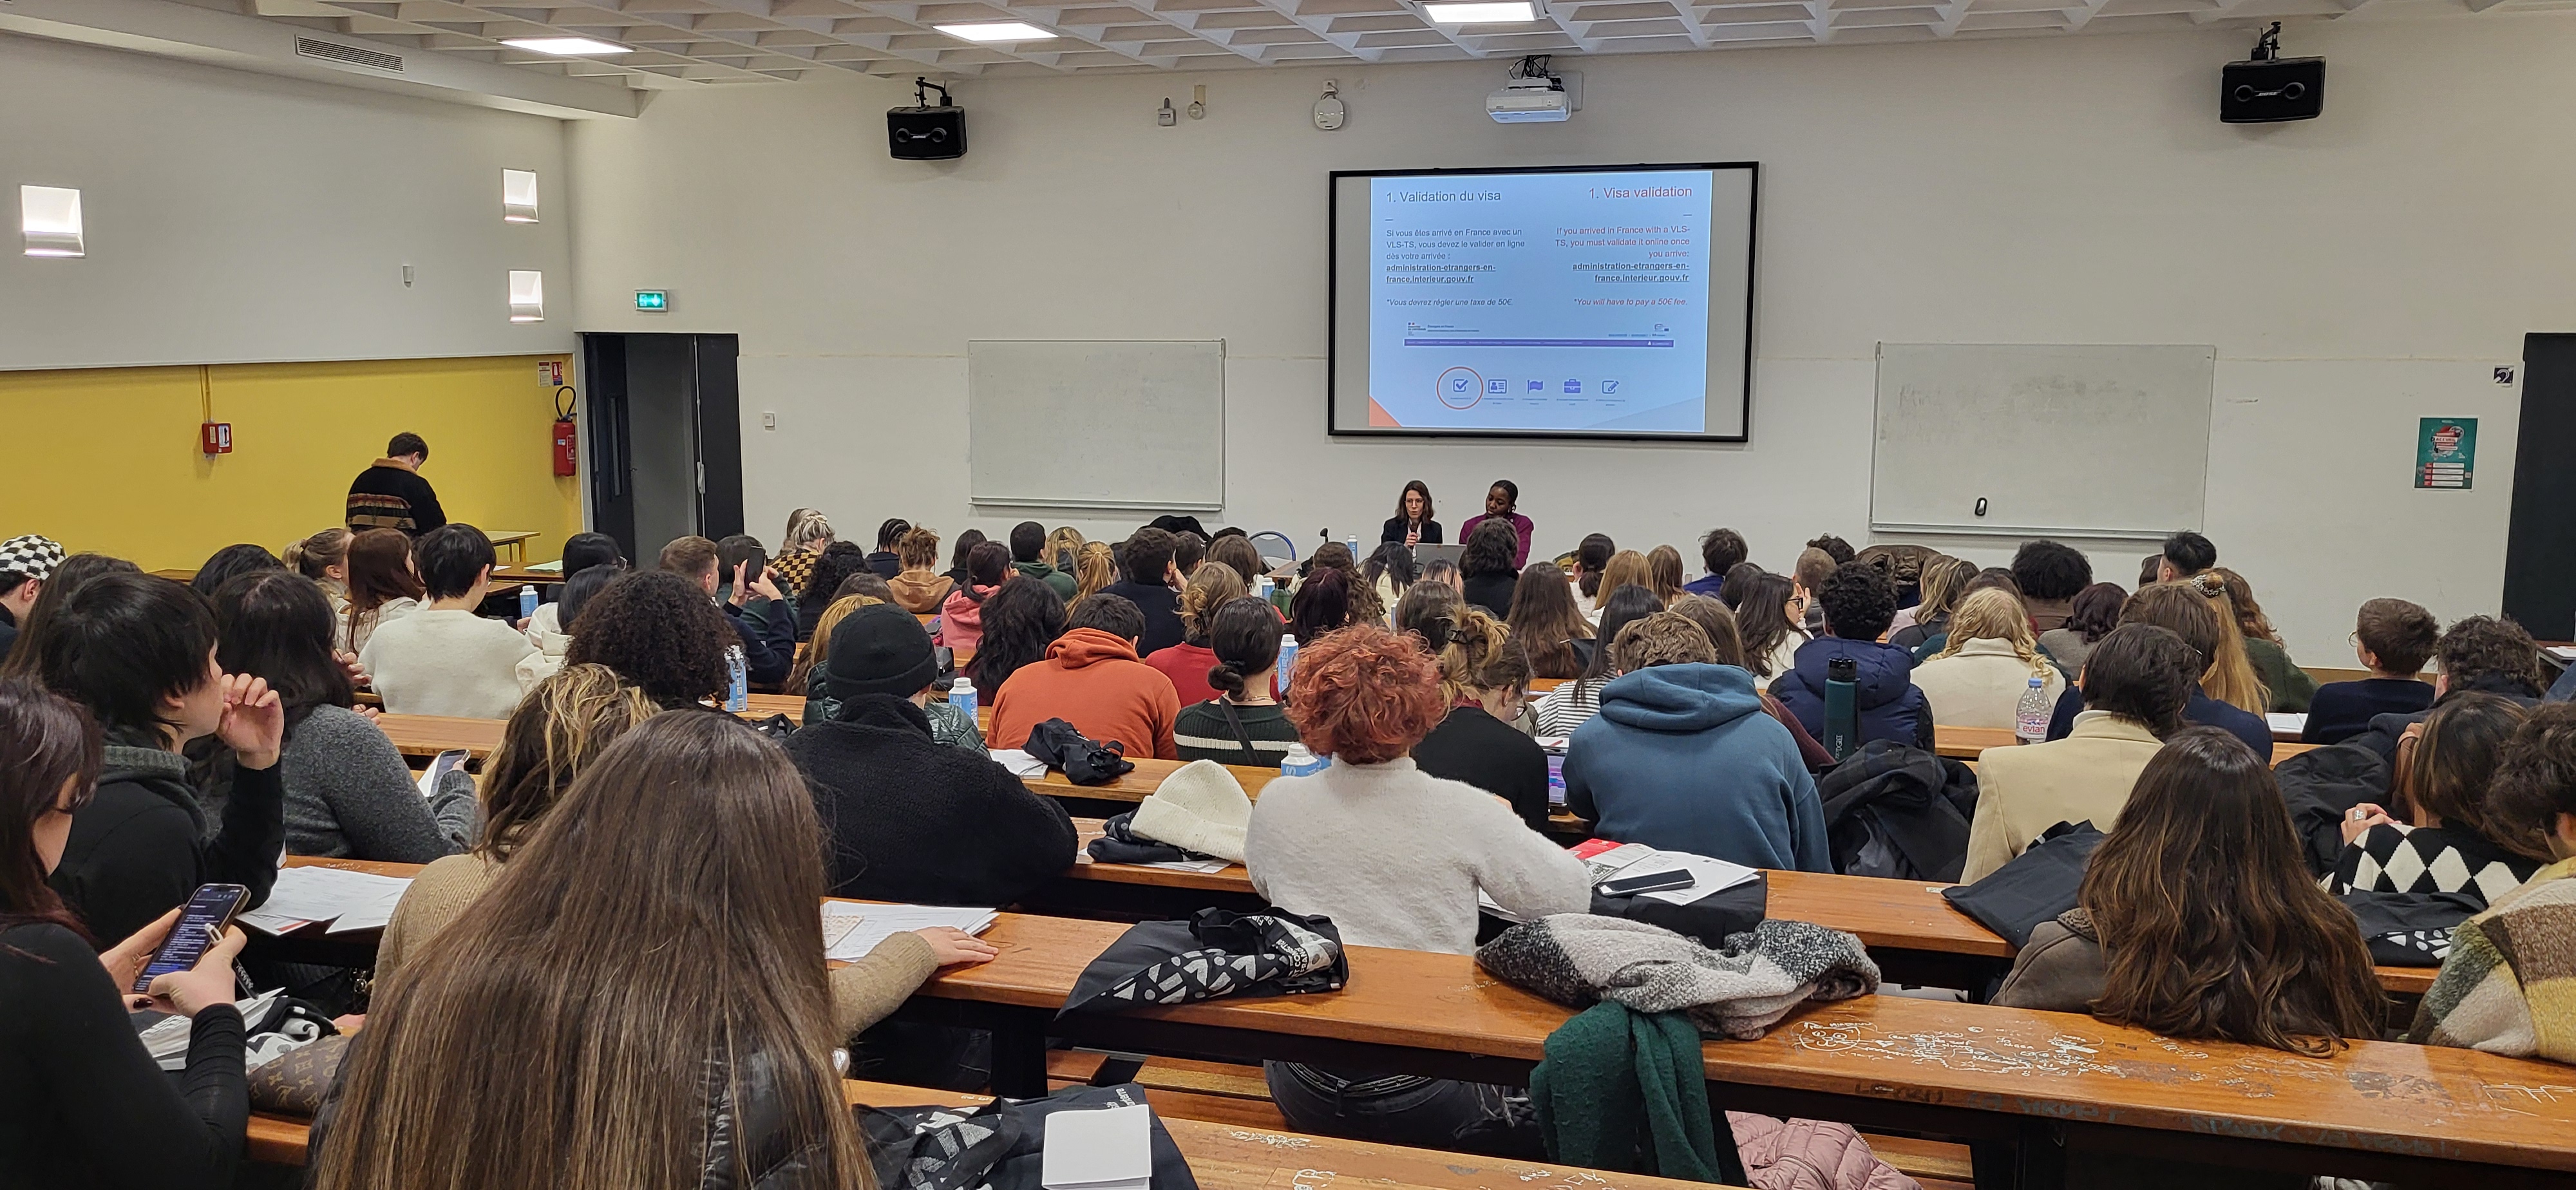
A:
[989,628,1180,760]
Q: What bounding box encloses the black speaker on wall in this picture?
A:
[2222,23,2323,124]
[889,77,967,160]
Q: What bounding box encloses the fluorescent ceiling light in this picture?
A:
[509,270,545,322]
[1425,1,1540,19]
[21,185,84,258]
[500,37,632,55]
[502,169,540,223]
[933,21,1056,41]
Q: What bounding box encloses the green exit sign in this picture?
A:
[634,290,669,312]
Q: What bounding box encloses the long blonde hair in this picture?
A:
[317,713,869,1190]
[1933,587,2053,679]
[1177,563,1247,647]
[2182,574,2270,713]
[1912,556,1976,623]
[1436,606,1531,704]
[786,594,882,696]
[473,664,658,863]
[1645,545,1687,606]
[1045,527,1087,572]
[1072,541,1116,602]
[1598,551,1651,600]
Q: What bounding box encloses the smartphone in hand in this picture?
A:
[133,884,249,994]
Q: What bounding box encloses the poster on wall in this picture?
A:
[2416,417,2477,490]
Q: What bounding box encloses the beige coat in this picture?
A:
[1911,638,2067,731]
[1960,712,2163,882]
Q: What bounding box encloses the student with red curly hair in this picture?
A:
[1243,623,1588,1157]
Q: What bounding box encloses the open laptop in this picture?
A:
[1412,543,1464,569]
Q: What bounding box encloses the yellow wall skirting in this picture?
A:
[0,355,582,571]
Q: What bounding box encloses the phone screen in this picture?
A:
[135,884,248,994]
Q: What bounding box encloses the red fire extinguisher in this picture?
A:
[551,384,578,478]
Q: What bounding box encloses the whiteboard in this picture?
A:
[969,340,1224,513]
[1870,343,2214,540]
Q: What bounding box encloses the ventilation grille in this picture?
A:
[294,37,404,72]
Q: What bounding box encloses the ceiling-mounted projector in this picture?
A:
[1488,55,1578,123]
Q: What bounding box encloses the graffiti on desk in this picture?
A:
[1291,1167,1334,1190]
[2476,1081,2576,1117]
[1227,1130,1318,1149]
[1792,1020,2143,1080]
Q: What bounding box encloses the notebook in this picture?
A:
[820,902,997,962]
[1041,1102,1153,1190]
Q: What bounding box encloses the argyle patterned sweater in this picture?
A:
[2408,857,2576,1061]
[2327,822,2543,907]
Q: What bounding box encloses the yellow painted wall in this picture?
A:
[0,355,581,571]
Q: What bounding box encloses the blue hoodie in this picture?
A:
[1768,636,1933,752]
[1563,664,1830,873]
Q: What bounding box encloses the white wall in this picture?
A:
[566,18,2575,662]
[0,34,575,368]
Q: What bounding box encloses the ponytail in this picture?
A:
[1437,608,1530,704]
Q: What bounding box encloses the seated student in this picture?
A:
[35,572,285,946]
[1101,528,1188,656]
[1286,567,1355,652]
[1888,556,1973,652]
[1905,568,2022,663]
[1046,525,1088,573]
[1665,595,1833,771]
[1244,623,1587,1157]
[565,570,736,710]
[659,535,795,688]
[314,712,996,1190]
[2156,529,2218,583]
[519,531,623,648]
[936,540,1012,652]
[1383,479,1443,547]
[1533,583,1663,736]
[2008,540,2091,634]
[1683,527,1747,600]
[1008,520,1078,601]
[2329,693,2541,903]
[770,506,834,594]
[989,594,1181,760]
[1725,571,1807,689]
[2305,598,2440,744]
[1457,479,1535,570]
[714,534,789,622]
[2345,615,2549,763]
[2036,581,2125,678]
[1146,564,1244,706]
[188,543,283,601]
[2213,567,2316,713]
[1909,587,2069,731]
[1596,550,1651,607]
[867,516,910,580]
[942,528,988,589]
[1175,597,1301,767]
[1409,607,1549,832]
[1298,541,1386,627]
[1207,533,1267,587]
[0,679,252,1189]
[1964,624,2199,881]
[339,527,424,657]
[1792,546,1837,636]
[1419,556,1463,596]
[884,527,952,614]
[2410,702,2576,1061]
[2137,553,2163,589]
[1769,562,1933,750]
[1643,545,1687,607]
[1361,542,1419,614]
[795,541,873,643]
[1569,532,1615,622]
[2042,583,2275,760]
[1994,728,2386,1059]
[1566,612,1828,871]
[1459,518,1525,619]
[789,607,1079,905]
[797,594,981,751]
[1173,531,1208,580]
[357,525,536,719]
[516,562,618,688]
[283,527,352,623]
[0,533,64,659]
[214,572,475,861]
[1071,539,1117,603]
[1504,560,1594,681]
[965,576,1065,701]
[0,553,137,683]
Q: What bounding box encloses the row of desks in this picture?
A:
[277,855,2575,1185]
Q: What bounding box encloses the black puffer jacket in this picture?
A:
[697,1050,840,1190]
[2272,743,2391,878]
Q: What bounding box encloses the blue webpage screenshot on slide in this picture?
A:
[1367,169,1716,433]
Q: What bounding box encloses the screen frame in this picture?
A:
[1326,160,1760,444]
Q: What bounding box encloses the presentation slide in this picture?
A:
[1330,164,1756,440]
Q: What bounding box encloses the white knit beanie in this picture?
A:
[1130,759,1252,862]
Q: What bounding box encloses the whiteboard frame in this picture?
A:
[1866,342,2212,542]
[967,339,1226,513]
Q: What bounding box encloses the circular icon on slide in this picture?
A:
[1437,366,1484,410]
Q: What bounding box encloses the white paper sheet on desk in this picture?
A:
[1611,851,1761,906]
[1141,858,1229,874]
[2266,712,2307,735]
[1041,1102,1152,1190]
[239,865,413,934]
[820,902,996,962]
[989,749,1048,778]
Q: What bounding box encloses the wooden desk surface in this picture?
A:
[1935,724,2320,765]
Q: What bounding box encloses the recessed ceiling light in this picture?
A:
[933,21,1057,41]
[500,36,632,55]
[1424,1,1540,19]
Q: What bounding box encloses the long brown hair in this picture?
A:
[1644,545,1686,606]
[1504,562,1593,680]
[0,679,101,941]
[473,665,658,862]
[2080,729,2385,1057]
[1598,551,1651,601]
[2210,568,2282,645]
[316,712,867,1190]
[345,528,424,647]
[1666,595,1745,667]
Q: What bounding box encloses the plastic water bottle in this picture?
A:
[1256,575,1274,604]
[1280,742,1328,778]
[1823,656,1859,762]
[2016,675,2050,744]
[724,644,748,712]
[950,675,977,721]
[1345,534,1359,558]
[1276,634,1298,698]
[517,584,538,622]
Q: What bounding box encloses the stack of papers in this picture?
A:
[237,865,413,934]
[1041,1103,1153,1190]
[2266,712,2307,735]
[2547,645,2576,663]
[820,902,997,962]
[1568,838,1761,906]
[989,749,1048,778]
[1141,858,1230,874]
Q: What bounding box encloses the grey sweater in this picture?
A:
[281,706,478,862]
